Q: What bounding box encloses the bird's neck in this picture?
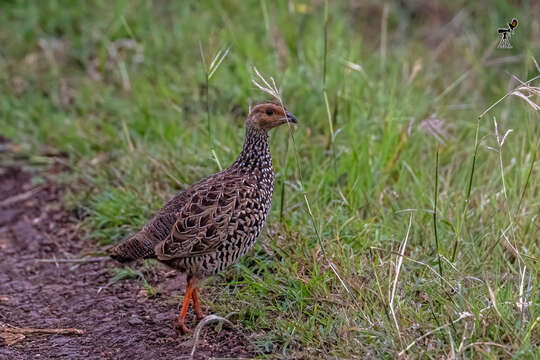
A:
[233,126,273,175]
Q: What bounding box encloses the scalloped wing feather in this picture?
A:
[154,173,256,260]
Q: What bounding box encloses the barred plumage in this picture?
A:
[110,100,297,333]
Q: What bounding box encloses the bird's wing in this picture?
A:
[154,173,256,260]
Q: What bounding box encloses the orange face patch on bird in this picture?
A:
[247,102,297,130]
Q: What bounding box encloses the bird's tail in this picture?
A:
[109,231,156,263]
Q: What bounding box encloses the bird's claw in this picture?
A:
[173,320,192,335]
[195,311,206,321]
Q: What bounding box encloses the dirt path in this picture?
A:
[0,160,256,359]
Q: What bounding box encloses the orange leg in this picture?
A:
[191,288,205,320]
[175,277,194,334]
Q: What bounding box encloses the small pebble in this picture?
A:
[128,316,144,326]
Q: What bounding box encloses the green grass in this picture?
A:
[1,0,539,358]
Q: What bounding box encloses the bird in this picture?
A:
[110,100,297,334]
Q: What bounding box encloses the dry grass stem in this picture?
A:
[491,117,513,199]
[398,312,473,356]
[0,187,42,207]
[478,74,540,118]
[389,213,412,346]
[190,315,233,360]
[36,256,110,263]
[0,323,84,346]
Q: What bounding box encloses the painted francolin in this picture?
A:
[110,100,297,333]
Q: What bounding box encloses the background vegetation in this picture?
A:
[1,0,538,358]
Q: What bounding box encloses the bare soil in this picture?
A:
[0,157,257,359]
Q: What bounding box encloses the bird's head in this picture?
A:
[246,101,297,131]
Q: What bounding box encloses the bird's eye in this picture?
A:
[265,109,273,115]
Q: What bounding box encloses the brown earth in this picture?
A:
[0,157,257,359]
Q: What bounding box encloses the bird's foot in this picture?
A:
[173,320,192,335]
[195,310,206,321]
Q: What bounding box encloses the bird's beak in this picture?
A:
[283,111,297,124]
